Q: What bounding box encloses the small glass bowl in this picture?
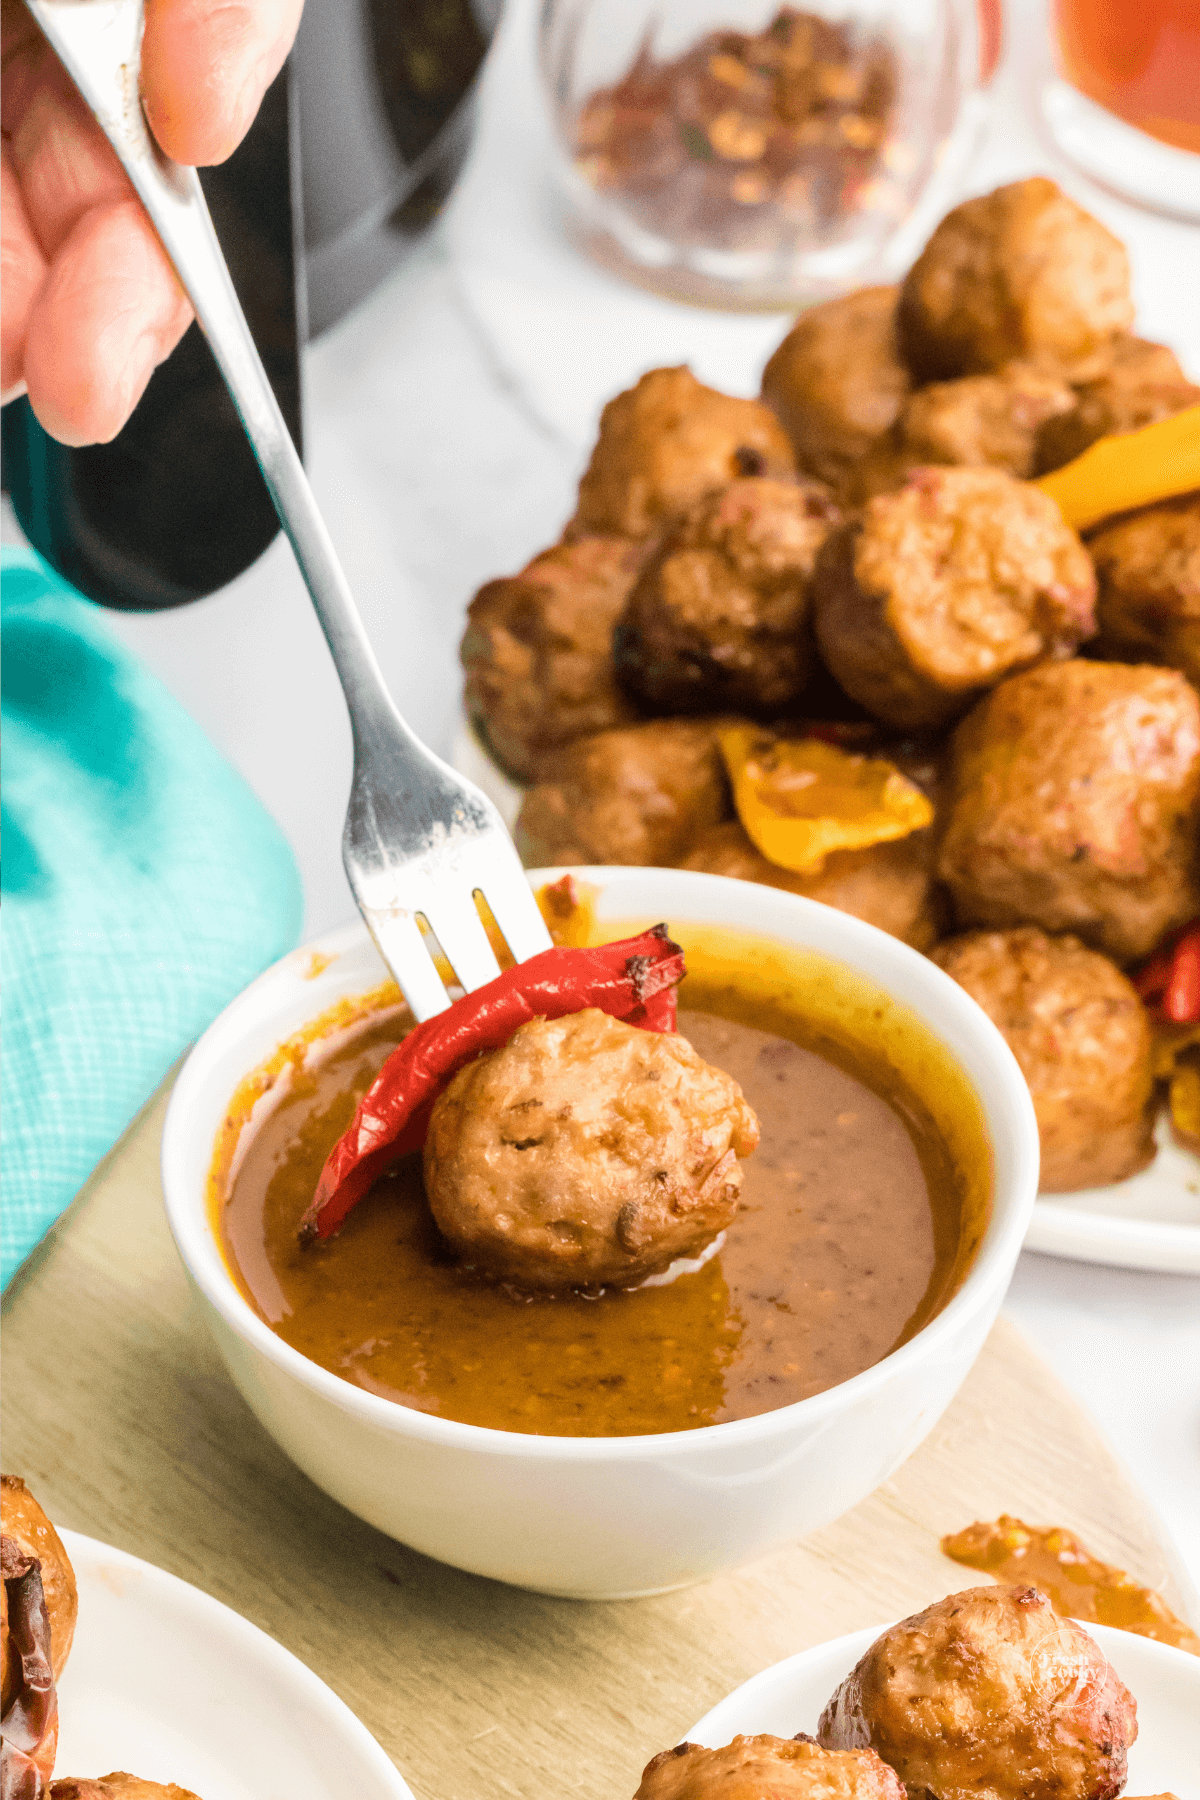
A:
[539,0,985,310]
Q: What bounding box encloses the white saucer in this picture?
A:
[53,1530,413,1800]
[687,1620,1200,1797]
[452,714,1200,1277]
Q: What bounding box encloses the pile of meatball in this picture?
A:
[460,176,1200,1197]
[634,1583,1167,1800]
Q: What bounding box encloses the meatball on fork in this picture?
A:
[424,1008,759,1291]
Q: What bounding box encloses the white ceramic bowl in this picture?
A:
[161,867,1038,1600]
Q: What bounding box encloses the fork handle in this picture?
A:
[26,0,403,745]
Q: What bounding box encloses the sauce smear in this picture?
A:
[943,1515,1200,1655]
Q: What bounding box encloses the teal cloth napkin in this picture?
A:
[2,548,304,1288]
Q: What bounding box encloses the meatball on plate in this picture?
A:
[452,170,1200,1278]
[685,1600,1198,1800]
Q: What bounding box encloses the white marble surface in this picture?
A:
[15,0,1200,1598]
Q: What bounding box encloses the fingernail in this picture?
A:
[222,68,266,160]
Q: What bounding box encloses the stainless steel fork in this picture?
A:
[27,0,552,1019]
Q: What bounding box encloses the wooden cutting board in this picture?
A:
[2,1074,1189,1800]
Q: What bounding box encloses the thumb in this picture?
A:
[140,0,303,167]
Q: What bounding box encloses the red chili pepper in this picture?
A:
[1164,923,1200,1024]
[298,925,686,1245]
[1133,948,1173,1002]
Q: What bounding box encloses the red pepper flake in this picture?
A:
[298,926,686,1246]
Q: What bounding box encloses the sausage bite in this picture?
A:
[1088,494,1200,690]
[423,1009,759,1290]
[761,285,912,494]
[571,367,795,541]
[811,467,1096,730]
[613,477,840,715]
[897,177,1133,380]
[515,718,731,869]
[818,1584,1138,1800]
[635,1735,904,1800]
[937,661,1200,961]
[933,929,1155,1191]
[461,536,644,781]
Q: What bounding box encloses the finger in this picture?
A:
[23,197,193,446]
[1,141,49,401]
[7,55,135,261]
[141,0,303,166]
[1,0,52,134]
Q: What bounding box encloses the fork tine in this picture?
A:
[357,906,452,1021]
[479,860,555,965]
[422,890,504,994]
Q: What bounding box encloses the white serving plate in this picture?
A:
[53,1529,412,1800]
[452,713,1200,1278]
[687,1620,1200,1798]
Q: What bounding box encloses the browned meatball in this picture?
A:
[50,1781,203,1800]
[849,366,1079,501]
[2,1474,76,1693]
[681,821,942,950]
[515,718,731,869]
[572,367,795,540]
[818,1584,1138,1800]
[932,929,1155,1190]
[898,178,1133,381]
[761,286,912,494]
[423,1008,759,1290]
[460,536,644,781]
[635,1736,905,1800]
[1088,494,1200,689]
[897,366,1077,478]
[613,477,840,715]
[1036,335,1198,473]
[937,661,1200,961]
[811,467,1096,730]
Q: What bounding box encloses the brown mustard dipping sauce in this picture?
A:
[213,924,990,1438]
[943,1515,1200,1656]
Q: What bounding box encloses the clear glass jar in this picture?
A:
[1036,0,1200,222]
[539,0,986,309]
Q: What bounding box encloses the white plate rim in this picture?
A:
[451,712,1200,1278]
[55,1527,413,1799]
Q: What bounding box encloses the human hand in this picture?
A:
[1,0,303,446]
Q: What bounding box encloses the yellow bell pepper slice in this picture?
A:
[1169,1054,1200,1153]
[1151,1017,1200,1081]
[1035,402,1200,532]
[719,727,933,875]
